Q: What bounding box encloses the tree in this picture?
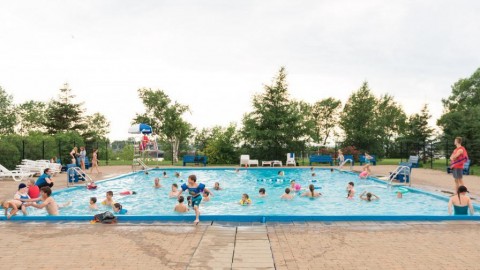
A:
[309,98,342,146]
[45,83,86,134]
[83,113,110,141]
[0,86,16,135]
[241,67,308,160]
[133,88,193,162]
[194,124,240,164]
[17,100,47,135]
[438,67,480,164]
[340,82,406,156]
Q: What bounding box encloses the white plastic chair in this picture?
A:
[240,155,250,167]
[0,164,34,182]
[286,153,296,166]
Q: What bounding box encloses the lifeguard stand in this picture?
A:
[128,123,161,172]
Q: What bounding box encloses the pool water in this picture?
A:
[26,168,476,217]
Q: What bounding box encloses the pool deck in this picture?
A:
[1,165,479,269]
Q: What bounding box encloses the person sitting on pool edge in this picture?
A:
[176,174,211,225]
[239,193,252,205]
[301,184,321,198]
[113,203,128,215]
[174,196,189,213]
[347,182,355,199]
[35,168,54,189]
[280,188,294,200]
[448,186,474,215]
[360,191,379,202]
[258,188,267,197]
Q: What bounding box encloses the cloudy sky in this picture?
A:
[1,0,479,140]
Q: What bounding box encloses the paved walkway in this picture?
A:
[1,221,480,269]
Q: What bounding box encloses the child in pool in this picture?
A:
[89,197,98,210]
[163,171,168,178]
[347,182,355,199]
[278,171,285,176]
[214,182,222,191]
[290,180,301,192]
[258,188,267,197]
[120,190,137,195]
[154,177,162,188]
[113,203,127,214]
[360,191,379,202]
[174,172,180,178]
[311,173,316,177]
[174,196,188,213]
[87,181,97,190]
[1,199,23,219]
[239,193,252,205]
[203,191,211,202]
[169,184,179,198]
[359,167,369,179]
[301,184,321,198]
[102,191,115,206]
[280,188,294,200]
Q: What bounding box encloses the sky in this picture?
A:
[1,0,479,140]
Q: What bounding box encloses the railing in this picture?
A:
[339,159,353,171]
[132,158,150,172]
[388,166,411,186]
[67,167,93,187]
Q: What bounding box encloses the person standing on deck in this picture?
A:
[449,137,468,190]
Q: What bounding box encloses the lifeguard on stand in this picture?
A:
[141,133,150,151]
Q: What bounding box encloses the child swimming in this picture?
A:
[347,182,355,199]
[113,203,128,214]
[169,184,179,198]
[89,197,98,210]
[258,188,267,197]
[213,182,222,190]
[301,184,321,198]
[102,191,115,206]
[290,180,301,192]
[1,199,23,219]
[278,171,285,176]
[280,188,294,200]
[163,171,168,178]
[360,191,379,202]
[174,196,189,213]
[120,190,137,195]
[239,193,252,205]
[203,191,211,202]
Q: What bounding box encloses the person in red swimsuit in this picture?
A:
[450,137,469,190]
[141,134,149,151]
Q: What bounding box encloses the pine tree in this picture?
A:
[45,83,86,134]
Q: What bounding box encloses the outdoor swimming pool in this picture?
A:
[16,168,480,221]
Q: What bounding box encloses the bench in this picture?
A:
[309,155,333,166]
[183,155,208,166]
[447,159,471,175]
[359,155,376,166]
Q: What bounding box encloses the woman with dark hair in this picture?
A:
[301,184,321,198]
[448,186,474,215]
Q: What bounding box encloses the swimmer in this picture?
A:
[174,172,180,178]
[330,168,334,173]
[144,171,149,175]
[258,188,267,197]
[26,187,71,216]
[174,196,189,213]
[102,191,115,206]
[396,191,403,199]
[203,191,211,202]
[89,197,98,210]
[359,168,369,179]
[169,184,179,198]
[239,193,252,205]
[360,191,379,202]
[278,171,285,176]
[154,177,162,188]
[235,168,240,173]
[310,167,314,171]
[448,186,474,215]
[347,182,355,199]
[290,180,301,192]
[163,171,168,178]
[87,181,97,190]
[301,184,321,197]
[311,172,316,177]
[280,188,294,200]
[113,203,128,214]
[120,190,137,195]
[213,182,222,191]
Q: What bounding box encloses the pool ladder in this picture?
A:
[132,158,150,172]
[339,159,353,171]
[67,167,93,187]
[387,165,411,186]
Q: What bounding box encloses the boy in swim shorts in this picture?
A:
[177,174,211,224]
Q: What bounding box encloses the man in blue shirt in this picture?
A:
[35,168,54,189]
[177,174,212,225]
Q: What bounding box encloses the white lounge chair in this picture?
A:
[0,164,34,182]
[286,153,296,166]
